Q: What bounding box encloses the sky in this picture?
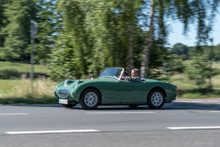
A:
[168,13,220,48]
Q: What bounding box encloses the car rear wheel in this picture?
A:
[62,104,76,108]
[128,104,139,108]
[80,88,100,110]
[147,89,165,109]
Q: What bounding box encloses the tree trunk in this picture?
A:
[140,1,155,78]
[126,17,133,73]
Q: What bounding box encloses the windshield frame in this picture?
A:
[99,67,124,81]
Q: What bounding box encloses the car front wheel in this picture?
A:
[147,89,165,109]
[80,88,100,110]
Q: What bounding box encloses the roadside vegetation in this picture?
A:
[0,61,219,104]
[0,61,57,104]
[0,1,220,104]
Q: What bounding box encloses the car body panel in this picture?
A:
[54,77,177,105]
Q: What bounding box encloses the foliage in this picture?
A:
[185,55,210,85]
[185,54,220,85]
[0,0,38,61]
[171,43,189,60]
[49,0,146,80]
[0,0,11,49]
[0,0,62,63]
[34,0,62,64]
[165,54,185,75]
[171,43,220,62]
[48,33,77,81]
[0,0,219,81]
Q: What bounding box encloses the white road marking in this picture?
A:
[122,112,155,114]
[6,129,100,135]
[191,101,205,103]
[0,113,28,116]
[87,112,155,114]
[175,101,190,103]
[210,111,220,113]
[167,126,220,130]
[87,112,121,114]
[177,101,204,103]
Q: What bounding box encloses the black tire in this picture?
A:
[128,104,139,108]
[62,104,76,108]
[80,88,100,110]
[147,89,165,109]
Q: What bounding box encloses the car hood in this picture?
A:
[56,78,117,90]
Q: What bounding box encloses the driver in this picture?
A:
[127,68,141,81]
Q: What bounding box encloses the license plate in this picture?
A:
[59,99,68,104]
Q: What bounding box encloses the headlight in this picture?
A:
[64,79,68,87]
[74,80,79,87]
[58,89,69,98]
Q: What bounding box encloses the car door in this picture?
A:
[118,80,145,103]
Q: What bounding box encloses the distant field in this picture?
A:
[0,62,55,104]
[0,61,49,79]
[0,61,49,73]
[213,62,220,69]
[168,61,220,98]
[0,78,57,98]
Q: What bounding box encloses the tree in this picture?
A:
[49,0,144,79]
[214,44,220,61]
[171,43,189,59]
[141,0,155,78]
[49,33,77,81]
[0,0,12,54]
[140,0,220,78]
[0,0,38,61]
[49,0,220,80]
[185,49,220,85]
[34,0,62,64]
[185,55,210,85]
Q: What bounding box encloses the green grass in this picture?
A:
[0,61,57,104]
[168,70,220,98]
[0,78,58,104]
[0,61,49,79]
[0,78,57,98]
[0,61,49,73]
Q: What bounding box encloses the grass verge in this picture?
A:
[0,75,58,104]
[177,88,220,98]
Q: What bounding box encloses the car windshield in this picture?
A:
[99,68,123,79]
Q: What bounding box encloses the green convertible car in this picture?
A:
[54,67,177,110]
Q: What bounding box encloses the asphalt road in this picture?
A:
[0,99,220,147]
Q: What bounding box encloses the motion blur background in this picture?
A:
[0,0,220,103]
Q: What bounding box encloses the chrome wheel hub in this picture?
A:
[151,92,163,106]
[84,92,98,107]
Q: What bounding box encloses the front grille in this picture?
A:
[58,89,69,98]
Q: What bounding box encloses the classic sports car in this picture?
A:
[54,67,177,110]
